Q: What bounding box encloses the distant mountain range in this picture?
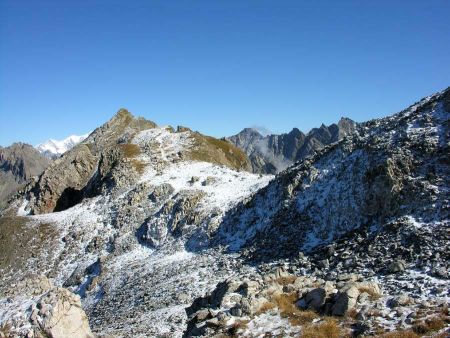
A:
[228,117,356,174]
[0,133,89,209]
[0,143,50,209]
[35,133,90,159]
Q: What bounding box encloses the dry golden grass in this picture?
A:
[300,318,345,338]
[118,143,141,158]
[131,159,146,174]
[376,330,419,338]
[189,133,249,171]
[276,276,297,286]
[358,286,382,300]
[117,143,146,174]
[254,300,276,315]
[271,292,319,326]
[412,315,448,334]
[433,333,450,338]
[0,322,12,338]
[272,292,298,313]
[345,308,358,319]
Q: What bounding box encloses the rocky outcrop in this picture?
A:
[31,144,98,213]
[7,275,53,297]
[0,281,94,338]
[184,270,386,337]
[142,189,206,247]
[183,257,450,337]
[228,117,356,174]
[30,288,94,338]
[0,143,50,209]
[331,284,360,316]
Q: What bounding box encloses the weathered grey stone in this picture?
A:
[388,260,406,274]
[356,281,382,298]
[303,288,327,311]
[332,285,360,316]
[34,288,94,338]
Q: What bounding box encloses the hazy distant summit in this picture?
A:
[36,133,90,159]
[228,117,356,174]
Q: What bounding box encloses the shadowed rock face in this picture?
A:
[228,118,356,174]
[0,143,50,209]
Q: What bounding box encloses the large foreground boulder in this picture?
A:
[30,288,94,338]
[331,284,360,316]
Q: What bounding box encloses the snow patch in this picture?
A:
[36,133,90,157]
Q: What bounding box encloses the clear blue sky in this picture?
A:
[1,0,449,146]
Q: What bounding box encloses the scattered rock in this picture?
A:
[388,260,406,274]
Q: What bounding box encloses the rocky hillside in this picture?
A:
[228,117,356,174]
[0,108,261,337]
[221,90,449,259]
[190,88,449,336]
[0,143,50,210]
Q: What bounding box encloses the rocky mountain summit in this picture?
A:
[0,88,449,338]
[228,117,356,174]
[0,143,50,210]
[16,109,250,216]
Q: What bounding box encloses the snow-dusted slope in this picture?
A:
[221,88,449,259]
[0,114,272,337]
[35,133,90,158]
[183,88,450,338]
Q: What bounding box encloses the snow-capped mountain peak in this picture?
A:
[35,133,90,158]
